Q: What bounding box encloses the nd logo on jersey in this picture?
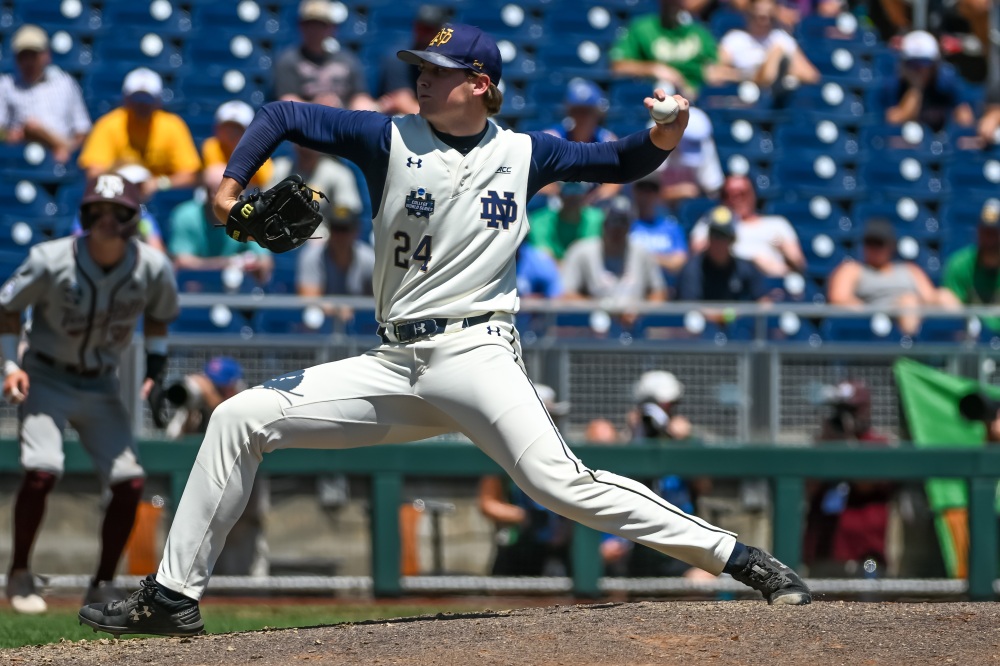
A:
[480,190,518,230]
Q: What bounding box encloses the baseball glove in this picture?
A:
[225,174,326,253]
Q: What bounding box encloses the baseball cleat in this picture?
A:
[730,546,812,605]
[6,569,47,615]
[78,574,204,637]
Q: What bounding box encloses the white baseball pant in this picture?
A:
[157,317,737,599]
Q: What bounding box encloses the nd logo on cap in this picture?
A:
[428,28,454,47]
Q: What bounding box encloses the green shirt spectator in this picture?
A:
[942,201,1000,330]
[529,182,604,260]
[609,5,717,96]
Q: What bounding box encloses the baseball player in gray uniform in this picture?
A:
[2,173,179,614]
[81,23,810,638]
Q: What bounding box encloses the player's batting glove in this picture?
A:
[224,174,326,254]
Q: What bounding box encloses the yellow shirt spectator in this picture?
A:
[78,106,201,177]
[202,136,272,187]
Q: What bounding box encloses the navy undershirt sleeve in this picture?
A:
[525,129,671,200]
[223,101,393,215]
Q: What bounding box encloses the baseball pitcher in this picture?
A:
[2,173,179,614]
[81,23,809,638]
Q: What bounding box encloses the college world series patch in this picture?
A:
[405,188,435,218]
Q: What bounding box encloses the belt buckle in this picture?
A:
[396,319,438,342]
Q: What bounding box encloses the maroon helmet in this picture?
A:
[79,173,142,238]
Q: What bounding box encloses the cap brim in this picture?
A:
[398,49,469,70]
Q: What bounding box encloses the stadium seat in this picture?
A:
[457,5,542,41]
[943,156,1000,199]
[94,31,190,73]
[789,83,873,125]
[765,197,851,229]
[916,317,978,344]
[253,307,335,335]
[0,215,74,247]
[537,39,609,81]
[184,32,274,76]
[796,13,879,50]
[820,315,903,343]
[170,305,255,335]
[19,2,105,34]
[860,121,944,157]
[861,154,946,201]
[765,314,822,343]
[700,83,777,124]
[0,181,58,218]
[675,197,718,231]
[798,227,849,274]
[103,2,195,37]
[773,120,862,163]
[774,155,865,201]
[852,200,941,240]
[544,4,620,42]
[714,117,776,163]
[708,9,745,39]
[635,313,722,342]
[47,32,94,75]
[190,3,282,37]
[0,143,81,185]
[801,43,879,90]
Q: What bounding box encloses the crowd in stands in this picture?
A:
[0,0,999,340]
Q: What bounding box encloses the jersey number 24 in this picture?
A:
[394,232,433,272]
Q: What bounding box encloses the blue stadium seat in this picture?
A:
[765,197,851,229]
[801,43,880,90]
[773,120,862,162]
[796,14,880,51]
[94,31,190,73]
[635,314,722,342]
[368,6,423,34]
[861,154,946,201]
[765,314,821,343]
[544,5,620,42]
[537,39,609,81]
[773,155,865,201]
[184,32,274,75]
[714,117,776,163]
[0,249,29,280]
[944,156,1000,198]
[47,33,94,76]
[0,143,81,185]
[253,307,334,335]
[0,181,58,217]
[170,306,254,335]
[798,227,849,273]
[916,317,978,344]
[179,70,269,113]
[498,44,546,83]
[457,5,542,41]
[19,3,105,34]
[675,197,718,231]
[860,121,944,157]
[708,9,745,39]
[190,3,282,38]
[820,315,903,343]
[103,2,195,37]
[0,215,74,247]
[852,200,940,240]
[789,83,873,125]
[700,84,776,123]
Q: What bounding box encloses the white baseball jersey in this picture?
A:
[374,116,532,323]
[0,237,179,372]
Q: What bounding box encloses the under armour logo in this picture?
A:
[413,322,428,335]
[129,606,152,622]
[486,325,500,336]
[95,174,125,199]
[495,166,512,174]
[480,191,518,231]
[406,157,422,168]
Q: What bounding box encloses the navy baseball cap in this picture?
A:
[398,23,502,83]
[565,78,607,109]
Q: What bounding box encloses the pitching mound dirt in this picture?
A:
[4,601,999,666]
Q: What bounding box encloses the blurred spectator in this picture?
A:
[602,371,715,580]
[628,174,689,274]
[561,196,668,326]
[977,8,1000,145]
[478,384,573,577]
[609,0,719,98]
[708,0,819,87]
[273,0,377,110]
[677,214,767,304]
[296,205,375,323]
[690,176,805,277]
[803,380,894,577]
[942,199,1000,330]
[654,106,724,205]
[376,5,448,115]
[585,418,624,443]
[827,218,953,335]
[882,30,974,132]
[201,101,273,188]
[71,165,165,253]
[528,182,605,261]
[269,144,364,239]
[516,242,564,299]
[169,164,273,285]
[542,79,621,204]
[161,357,269,577]
[78,68,201,197]
[0,24,90,163]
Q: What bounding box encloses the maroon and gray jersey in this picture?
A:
[0,236,178,373]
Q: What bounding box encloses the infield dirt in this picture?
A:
[3,600,998,665]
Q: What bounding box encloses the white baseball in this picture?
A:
[649,97,680,125]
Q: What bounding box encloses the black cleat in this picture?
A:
[78,574,204,637]
[731,546,812,605]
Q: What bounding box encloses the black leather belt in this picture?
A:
[33,352,109,378]
[378,312,496,344]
